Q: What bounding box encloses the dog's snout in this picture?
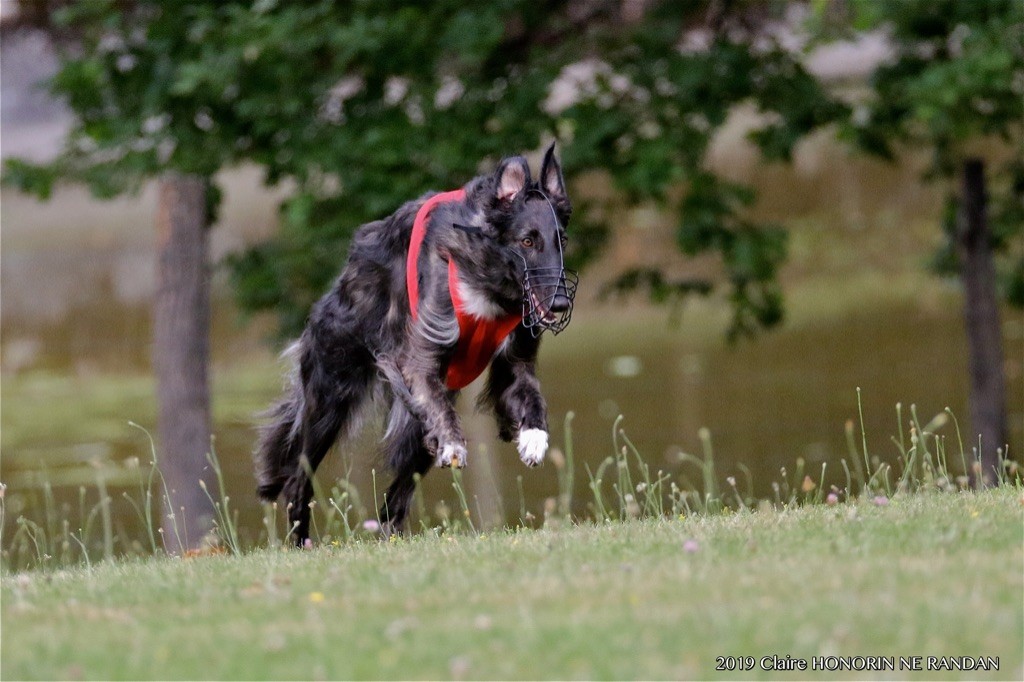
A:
[549,293,571,313]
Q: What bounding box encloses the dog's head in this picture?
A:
[482,144,578,335]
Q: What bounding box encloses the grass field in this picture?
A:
[2,487,1021,680]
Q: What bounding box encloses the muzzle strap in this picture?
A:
[452,190,578,337]
[521,188,578,337]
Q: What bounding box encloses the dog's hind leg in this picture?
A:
[283,346,375,546]
[378,399,433,534]
[254,390,303,501]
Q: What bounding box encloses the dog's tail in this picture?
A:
[254,342,305,501]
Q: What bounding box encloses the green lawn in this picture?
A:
[3,488,1022,680]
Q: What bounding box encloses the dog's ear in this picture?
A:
[495,156,531,202]
[539,142,567,200]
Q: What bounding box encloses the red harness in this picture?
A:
[407,189,521,390]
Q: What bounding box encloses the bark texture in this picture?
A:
[955,158,1007,486]
[154,173,215,550]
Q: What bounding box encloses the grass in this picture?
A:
[2,487,1022,680]
[4,108,1020,678]
[5,387,1009,572]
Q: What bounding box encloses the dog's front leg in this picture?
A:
[480,332,549,467]
[508,369,549,468]
[403,352,467,469]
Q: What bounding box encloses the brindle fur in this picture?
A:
[255,145,572,543]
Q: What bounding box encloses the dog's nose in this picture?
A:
[549,293,571,313]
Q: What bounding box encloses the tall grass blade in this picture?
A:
[561,411,576,518]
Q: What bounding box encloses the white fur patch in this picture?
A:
[456,277,505,319]
[517,429,548,467]
[437,442,468,469]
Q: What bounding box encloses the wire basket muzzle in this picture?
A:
[522,266,579,336]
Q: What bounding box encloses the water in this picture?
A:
[2,106,1022,552]
[3,266,1019,550]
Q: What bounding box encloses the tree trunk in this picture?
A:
[955,158,1007,486]
[154,173,215,551]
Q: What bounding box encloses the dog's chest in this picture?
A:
[446,262,520,390]
[452,275,506,320]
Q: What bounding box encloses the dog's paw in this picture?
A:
[516,429,548,467]
[436,442,468,469]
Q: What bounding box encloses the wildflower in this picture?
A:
[622,493,640,518]
[925,412,948,431]
[362,519,381,533]
[682,539,700,553]
[872,495,889,506]
[385,617,415,640]
[303,538,313,549]
[263,632,286,652]
[308,591,325,603]
[801,476,816,493]
[826,493,839,506]
[449,655,471,680]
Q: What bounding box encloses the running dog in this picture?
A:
[254,144,577,543]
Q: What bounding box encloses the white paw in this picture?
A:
[517,429,548,467]
[436,442,468,469]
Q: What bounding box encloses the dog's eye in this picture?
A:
[521,237,534,248]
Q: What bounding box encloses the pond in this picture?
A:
[2,130,1021,557]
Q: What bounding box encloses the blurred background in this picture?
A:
[1,1,1021,553]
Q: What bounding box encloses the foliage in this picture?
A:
[6,1,1019,332]
[838,0,1024,302]
[3,0,843,340]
